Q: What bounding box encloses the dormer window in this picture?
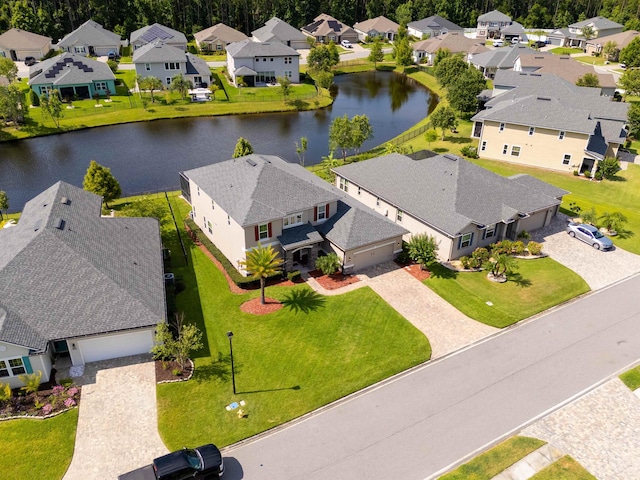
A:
[283,212,303,229]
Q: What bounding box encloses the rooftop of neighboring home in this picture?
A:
[408,15,463,34]
[28,52,115,85]
[501,21,526,36]
[57,19,120,48]
[226,38,299,57]
[587,29,640,48]
[185,52,210,76]
[302,14,356,37]
[490,70,602,101]
[194,23,248,44]
[132,40,186,63]
[0,28,51,49]
[477,10,512,23]
[570,16,623,30]
[130,23,187,46]
[516,53,616,89]
[0,181,165,352]
[333,153,566,236]
[182,155,407,247]
[252,17,308,43]
[472,44,540,69]
[353,15,399,34]
[412,31,488,55]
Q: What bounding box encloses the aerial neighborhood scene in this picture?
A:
[2,0,640,478]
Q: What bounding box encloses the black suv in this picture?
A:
[24,56,36,66]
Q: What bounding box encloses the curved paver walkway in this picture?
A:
[63,355,168,480]
[355,262,498,358]
[531,214,640,290]
[522,379,640,480]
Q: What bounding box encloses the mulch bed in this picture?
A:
[155,359,194,383]
[0,383,81,419]
[240,297,284,315]
[308,270,360,290]
[402,263,431,281]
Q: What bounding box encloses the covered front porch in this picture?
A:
[277,223,323,274]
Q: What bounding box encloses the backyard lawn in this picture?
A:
[425,258,590,328]
[470,159,640,255]
[0,409,78,480]
[112,194,431,449]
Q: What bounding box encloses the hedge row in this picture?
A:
[184,218,282,288]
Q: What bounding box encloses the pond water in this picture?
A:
[1,71,437,212]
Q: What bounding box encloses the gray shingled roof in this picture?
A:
[183,155,406,251]
[302,14,357,37]
[508,174,569,198]
[471,44,539,69]
[277,223,324,250]
[132,40,186,63]
[412,32,488,55]
[477,10,512,22]
[333,154,562,237]
[353,16,399,34]
[0,182,165,351]
[0,28,51,50]
[501,21,526,35]
[408,15,463,33]
[226,39,299,58]
[28,52,115,86]
[194,23,247,44]
[185,52,210,76]
[570,16,623,30]
[252,17,308,43]
[130,23,187,46]
[57,19,120,48]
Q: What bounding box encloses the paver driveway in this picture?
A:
[63,355,168,480]
[531,214,640,290]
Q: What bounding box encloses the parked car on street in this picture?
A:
[24,56,36,66]
[118,444,224,480]
[492,39,504,47]
[341,39,353,48]
[566,222,613,250]
[532,40,546,48]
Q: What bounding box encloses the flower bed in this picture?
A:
[403,263,431,281]
[0,383,80,420]
[308,270,360,290]
[155,359,194,384]
[240,297,283,315]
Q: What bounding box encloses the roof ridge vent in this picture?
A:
[60,196,70,205]
[246,158,257,166]
[54,217,65,230]
[443,154,458,161]
[536,96,552,101]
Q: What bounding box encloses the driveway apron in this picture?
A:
[358,262,498,358]
[531,214,640,290]
[63,355,168,480]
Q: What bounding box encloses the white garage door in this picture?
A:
[353,243,395,271]
[77,329,155,364]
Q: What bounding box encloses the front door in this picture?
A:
[506,221,517,240]
[580,158,595,174]
[53,340,69,353]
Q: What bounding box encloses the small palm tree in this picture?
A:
[600,211,627,233]
[240,244,283,304]
[484,254,518,280]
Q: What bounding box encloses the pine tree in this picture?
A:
[83,160,122,208]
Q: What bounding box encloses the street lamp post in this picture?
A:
[227,331,236,394]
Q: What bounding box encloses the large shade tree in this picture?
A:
[239,244,283,305]
[83,160,122,208]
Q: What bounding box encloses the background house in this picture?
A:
[471,71,628,174]
[0,28,51,61]
[194,23,248,52]
[412,32,488,64]
[180,155,406,274]
[471,44,539,78]
[56,19,122,57]
[476,10,512,41]
[133,41,211,87]
[333,153,566,261]
[586,30,640,57]
[0,182,165,388]
[130,23,188,51]
[226,39,299,86]
[407,15,463,39]
[301,14,358,44]
[547,16,623,49]
[29,52,116,99]
[499,22,528,44]
[353,16,399,42]
[252,17,309,49]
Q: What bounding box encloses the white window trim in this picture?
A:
[510,145,521,157]
[396,209,403,222]
[145,63,151,71]
[499,123,505,132]
[283,212,303,229]
[459,232,473,249]
[258,223,269,239]
[558,130,565,140]
[0,357,26,377]
[562,153,572,165]
[484,225,496,239]
[528,127,535,136]
[317,204,327,221]
[339,177,349,192]
[502,144,509,155]
[481,141,487,151]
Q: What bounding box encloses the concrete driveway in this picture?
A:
[63,355,168,480]
[531,214,640,290]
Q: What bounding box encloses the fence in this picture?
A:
[389,123,431,146]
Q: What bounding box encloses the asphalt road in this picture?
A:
[222,273,640,479]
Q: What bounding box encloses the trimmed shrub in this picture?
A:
[470,247,490,268]
[584,170,592,179]
[315,253,341,275]
[459,255,471,269]
[460,146,479,158]
[395,246,412,265]
[594,171,603,181]
[29,89,40,106]
[491,240,513,256]
[527,241,543,256]
[573,170,579,176]
[287,270,301,281]
[517,230,531,241]
[512,240,526,255]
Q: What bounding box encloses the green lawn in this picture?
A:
[110,193,431,449]
[619,364,640,390]
[439,436,545,479]
[550,47,584,55]
[574,56,610,66]
[0,409,78,480]
[531,456,596,479]
[470,159,640,255]
[425,258,589,328]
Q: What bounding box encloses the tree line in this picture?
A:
[1,0,639,44]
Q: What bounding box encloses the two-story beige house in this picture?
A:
[333,153,566,261]
[180,155,407,274]
[471,71,628,174]
[412,32,488,64]
[226,39,300,86]
[547,16,623,49]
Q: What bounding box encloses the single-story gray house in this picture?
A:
[180,155,407,274]
[252,17,309,49]
[407,15,463,39]
[130,23,188,51]
[56,19,122,57]
[333,153,567,261]
[301,14,359,44]
[0,182,166,388]
[133,41,212,87]
[0,28,52,61]
[28,52,116,99]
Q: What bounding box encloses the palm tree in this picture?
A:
[239,244,283,305]
[140,76,163,103]
[600,211,627,233]
[170,74,192,99]
[484,254,518,280]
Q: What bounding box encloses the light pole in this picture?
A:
[227,331,236,394]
